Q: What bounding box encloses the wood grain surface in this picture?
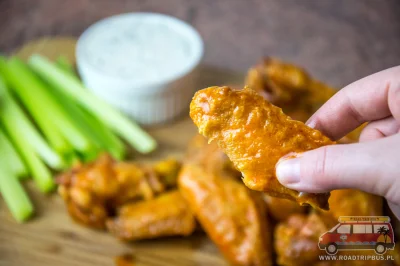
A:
[0,37,247,266]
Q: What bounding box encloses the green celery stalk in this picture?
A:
[3,57,95,155]
[50,62,126,159]
[0,162,34,223]
[0,77,65,169]
[0,128,27,178]
[54,91,126,159]
[0,56,70,154]
[56,55,76,76]
[0,78,27,177]
[47,59,126,160]
[65,151,81,167]
[0,84,55,192]
[29,54,157,154]
[0,123,34,222]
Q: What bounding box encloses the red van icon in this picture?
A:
[318,216,395,255]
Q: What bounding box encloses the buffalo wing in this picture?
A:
[245,58,336,122]
[190,86,334,209]
[178,164,272,266]
[107,190,196,240]
[57,154,180,229]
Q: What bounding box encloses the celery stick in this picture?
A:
[0,91,55,192]
[0,163,34,223]
[54,91,126,159]
[56,55,76,76]
[0,130,34,222]
[0,129,27,177]
[49,60,126,159]
[48,66,126,159]
[81,108,126,160]
[0,77,65,169]
[4,57,95,154]
[0,79,27,177]
[7,93,66,169]
[29,54,157,154]
[66,151,81,167]
[0,56,70,154]
[80,149,100,163]
[46,60,126,159]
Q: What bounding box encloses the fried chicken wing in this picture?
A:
[263,195,307,221]
[106,190,196,240]
[178,164,272,266]
[274,213,335,266]
[246,58,336,122]
[57,154,181,229]
[190,86,334,210]
[153,158,182,188]
[323,189,383,221]
[185,134,241,179]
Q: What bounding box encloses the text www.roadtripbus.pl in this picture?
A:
[319,255,395,261]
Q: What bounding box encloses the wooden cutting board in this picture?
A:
[0,38,244,266]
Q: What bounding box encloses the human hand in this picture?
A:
[275,66,400,219]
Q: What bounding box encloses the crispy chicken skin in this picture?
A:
[274,213,335,266]
[57,154,180,229]
[178,164,272,266]
[246,58,336,122]
[106,190,196,241]
[190,86,334,210]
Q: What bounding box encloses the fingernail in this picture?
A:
[276,158,301,185]
[306,119,317,128]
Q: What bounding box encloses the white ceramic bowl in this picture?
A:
[76,13,204,125]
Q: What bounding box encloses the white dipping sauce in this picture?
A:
[76,13,203,125]
[78,13,202,86]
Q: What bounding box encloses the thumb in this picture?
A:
[275,134,400,203]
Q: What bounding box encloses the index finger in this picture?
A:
[306,66,400,140]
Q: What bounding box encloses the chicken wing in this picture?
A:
[178,164,272,266]
[274,213,335,266]
[185,134,241,179]
[153,158,182,188]
[190,86,334,210]
[245,58,336,122]
[323,189,383,221]
[57,154,180,229]
[263,195,307,222]
[106,190,196,240]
